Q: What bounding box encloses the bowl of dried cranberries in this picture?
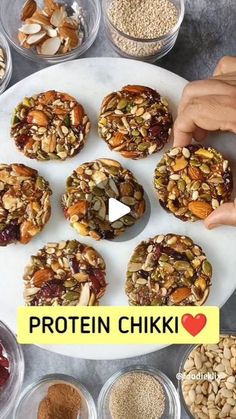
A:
[0,321,24,419]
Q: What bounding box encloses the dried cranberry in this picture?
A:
[90,270,106,293]
[154,244,162,260]
[164,246,189,262]
[0,356,9,368]
[149,124,161,138]
[138,270,149,279]
[0,364,9,387]
[15,134,31,150]
[0,223,20,246]
[40,279,65,299]
[70,257,80,274]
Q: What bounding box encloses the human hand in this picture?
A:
[173,56,236,229]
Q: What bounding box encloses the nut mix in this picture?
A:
[62,158,146,240]
[125,234,212,306]
[11,90,90,161]
[0,48,6,81]
[181,335,236,419]
[98,85,172,159]
[154,145,233,221]
[23,240,107,306]
[18,0,84,55]
[0,163,51,246]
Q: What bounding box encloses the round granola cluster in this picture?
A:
[98,85,173,159]
[11,90,90,161]
[61,158,146,240]
[24,240,106,306]
[126,234,212,306]
[0,163,51,246]
[154,145,233,221]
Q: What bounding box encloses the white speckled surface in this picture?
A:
[1,0,236,417]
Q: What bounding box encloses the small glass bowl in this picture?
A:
[0,321,24,419]
[98,365,181,419]
[13,373,97,419]
[102,0,185,63]
[178,331,236,419]
[0,0,101,64]
[0,32,12,94]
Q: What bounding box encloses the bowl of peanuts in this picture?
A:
[178,333,236,419]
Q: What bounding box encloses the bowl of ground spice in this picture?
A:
[13,374,97,419]
[98,365,181,419]
[102,0,185,62]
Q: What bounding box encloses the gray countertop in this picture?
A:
[4,0,236,417]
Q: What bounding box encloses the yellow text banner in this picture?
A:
[17,306,219,345]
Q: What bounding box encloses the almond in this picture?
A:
[12,164,37,177]
[188,166,204,181]
[73,272,89,282]
[195,148,214,159]
[18,31,30,48]
[27,110,49,126]
[20,221,40,244]
[40,90,57,104]
[173,156,188,172]
[19,23,41,35]
[50,6,66,27]
[21,0,37,21]
[59,26,78,48]
[41,36,61,55]
[121,150,139,159]
[122,85,148,93]
[32,268,54,287]
[170,287,191,304]
[70,104,84,125]
[109,132,125,147]
[67,201,88,217]
[61,17,78,30]
[30,11,51,26]
[188,201,213,219]
[27,31,47,45]
[43,0,59,16]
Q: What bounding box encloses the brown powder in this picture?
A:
[37,383,81,419]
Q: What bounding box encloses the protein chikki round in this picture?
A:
[11,90,90,161]
[0,163,51,246]
[24,240,107,306]
[61,158,146,240]
[154,145,233,221]
[98,85,173,159]
[126,234,212,306]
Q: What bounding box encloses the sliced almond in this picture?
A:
[77,283,90,306]
[21,0,37,21]
[50,6,67,27]
[18,31,30,48]
[59,26,79,48]
[43,0,59,16]
[45,25,58,37]
[61,17,79,30]
[30,11,51,26]
[19,23,41,35]
[41,36,61,55]
[27,31,47,45]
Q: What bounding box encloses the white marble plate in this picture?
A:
[0,58,235,360]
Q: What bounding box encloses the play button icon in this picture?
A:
[108,198,131,223]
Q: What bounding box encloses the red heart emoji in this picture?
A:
[181,314,207,337]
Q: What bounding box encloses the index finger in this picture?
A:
[214,56,236,76]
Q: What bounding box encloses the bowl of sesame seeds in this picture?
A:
[98,365,181,419]
[102,0,185,62]
[0,32,12,94]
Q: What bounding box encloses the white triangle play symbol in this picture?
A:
[108,198,131,223]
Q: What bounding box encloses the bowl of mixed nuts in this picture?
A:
[0,0,101,63]
[0,32,12,94]
[178,333,236,419]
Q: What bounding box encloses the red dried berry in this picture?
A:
[0,364,10,387]
[0,356,9,368]
[40,279,65,299]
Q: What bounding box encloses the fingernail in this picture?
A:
[206,223,220,230]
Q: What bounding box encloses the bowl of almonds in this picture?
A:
[179,334,236,419]
[0,0,101,63]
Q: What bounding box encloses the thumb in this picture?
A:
[204,199,236,229]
